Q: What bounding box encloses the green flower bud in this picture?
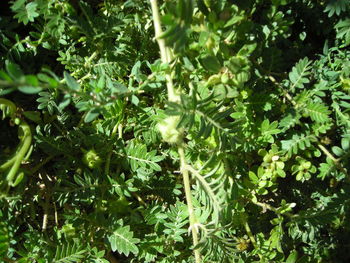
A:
[14,117,21,125]
[82,149,102,169]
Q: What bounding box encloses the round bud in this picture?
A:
[82,149,102,169]
[14,118,21,125]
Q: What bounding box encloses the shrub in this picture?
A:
[1,0,350,262]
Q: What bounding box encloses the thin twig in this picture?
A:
[318,143,348,176]
[131,192,147,207]
[243,220,256,247]
[251,199,296,219]
[268,75,296,106]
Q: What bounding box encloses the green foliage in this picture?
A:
[108,224,140,256]
[336,19,350,46]
[289,58,312,91]
[11,0,39,25]
[0,214,9,258]
[1,0,350,262]
[160,0,194,53]
[325,0,350,17]
[304,102,331,123]
[52,242,86,263]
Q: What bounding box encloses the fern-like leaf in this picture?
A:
[336,19,350,46]
[324,0,349,17]
[0,220,9,258]
[199,227,236,262]
[163,202,189,243]
[124,140,164,173]
[279,110,301,131]
[53,242,86,263]
[281,134,317,157]
[304,102,331,123]
[108,225,140,256]
[157,0,194,53]
[289,58,312,91]
[318,159,336,180]
[188,156,228,224]
[166,94,237,150]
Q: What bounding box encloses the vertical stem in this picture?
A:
[149,0,177,101]
[117,123,123,139]
[42,202,48,231]
[149,0,168,63]
[149,1,201,262]
[178,145,201,262]
[54,202,58,225]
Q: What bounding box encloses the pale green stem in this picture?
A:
[243,219,257,248]
[118,124,123,139]
[150,1,201,262]
[178,145,201,263]
[318,143,339,163]
[0,156,16,171]
[112,123,119,136]
[251,199,296,218]
[243,219,264,260]
[149,0,177,101]
[1,99,32,179]
[0,98,17,114]
[318,143,348,177]
[84,51,98,68]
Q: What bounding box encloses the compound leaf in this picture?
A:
[108,225,140,257]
